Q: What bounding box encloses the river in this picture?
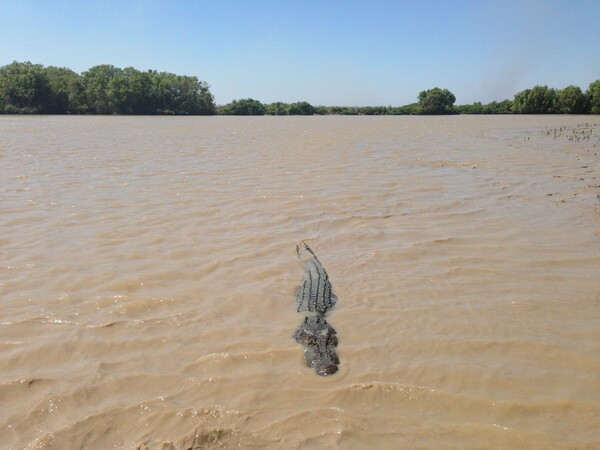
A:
[1,115,599,449]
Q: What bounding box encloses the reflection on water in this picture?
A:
[1,115,599,449]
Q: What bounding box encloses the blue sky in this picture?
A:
[1,0,599,106]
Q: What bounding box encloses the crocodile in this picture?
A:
[293,242,340,376]
[294,315,339,376]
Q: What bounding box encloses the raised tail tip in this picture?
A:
[296,240,317,260]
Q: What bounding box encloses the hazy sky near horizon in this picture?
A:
[1,0,599,106]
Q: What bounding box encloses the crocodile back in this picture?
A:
[295,242,338,314]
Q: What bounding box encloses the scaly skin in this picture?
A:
[295,242,338,314]
[294,315,339,376]
[293,242,341,376]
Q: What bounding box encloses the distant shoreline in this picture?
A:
[1,61,599,116]
[1,112,600,117]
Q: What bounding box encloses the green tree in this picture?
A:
[455,102,484,114]
[44,66,86,113]
[221,98,266,115]
[455,100,512,114]
[391,102,421,115]
[288,101,315,115]
[0,61,215,115]
[108,67,156,114]
[82,64,118,113]
[148,71,214,115]
[126,69,154,114]
[266,102,289,115]
[485,100,512,114]
[418,87,456,114]
[151,71,185,114]
[556,85,587,114]
[360,106,388,115]
[587,80,600,114]
[512,89,530,113]
[530,85,556,112]
[170,75,215,114]
[512,85,557,113]
[0,61,51,113]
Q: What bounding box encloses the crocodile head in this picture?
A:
[294,315,339,376]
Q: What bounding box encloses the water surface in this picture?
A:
[1,115,599,449]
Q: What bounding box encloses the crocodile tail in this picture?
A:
[295,242,338,314]
[296,241,316,260]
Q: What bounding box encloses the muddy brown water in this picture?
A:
[1,115,599,449]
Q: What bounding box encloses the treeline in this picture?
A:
[0,61,215,114]
[455,100,514,114]
[220,82,600,116]
[458,82,600,115]
[2,61,599,116]
[218,98,421,115]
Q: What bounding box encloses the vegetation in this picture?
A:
[266,102,290,115]
[418,87,456,114]
[0,61,215,114]
[556,85,587,114]
[454,100,511,114]
[288,101,315,115]
[512,85,557,114]
[587,80,600,114]
[1,61,599,116]
[219,100,317,116]
[221,102,421,116]
[220,98,266,115]
[510,83,596,114]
